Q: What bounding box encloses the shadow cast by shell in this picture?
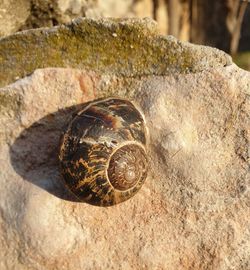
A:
[9,104,90,202]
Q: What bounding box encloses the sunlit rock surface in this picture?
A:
[0,18,249,270]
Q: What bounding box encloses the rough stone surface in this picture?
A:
[0,0,136,37]
[19,0,102,30]
[0,18,249,270]
[0,64,249,270]
[0,17,231,88]
[0,0,30,36]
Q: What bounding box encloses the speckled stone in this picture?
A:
[0,64,249,269]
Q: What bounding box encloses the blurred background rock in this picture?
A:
[0,0,249,70]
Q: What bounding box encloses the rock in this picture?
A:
[0,0,30,36]
[1,66,250,270]
[0,18,249,269]
[0,0,148,37]
[19,0,101,31]
[0,17,231,88]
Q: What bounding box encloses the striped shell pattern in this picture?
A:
[59,97,148,206]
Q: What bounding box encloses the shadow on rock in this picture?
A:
[10,104,87,202]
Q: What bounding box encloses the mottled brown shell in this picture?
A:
[59,97,148,206]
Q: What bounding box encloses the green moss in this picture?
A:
[0,17,232,88]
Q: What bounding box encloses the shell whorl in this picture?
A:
[107,142,147,191]
[59,97,148,206]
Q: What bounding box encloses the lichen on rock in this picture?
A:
[0,17,231,88]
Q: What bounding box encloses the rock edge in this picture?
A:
[0,17,232,88]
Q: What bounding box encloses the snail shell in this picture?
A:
[59,97,148,206]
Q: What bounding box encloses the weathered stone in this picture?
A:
[0,18,249,270]
[1,0,142,39]
[0,63,249,269]
[0,17,231,88]
[19,0,101,31]
[0,0,30,37]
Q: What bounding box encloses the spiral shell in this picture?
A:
[59,97,148,206]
